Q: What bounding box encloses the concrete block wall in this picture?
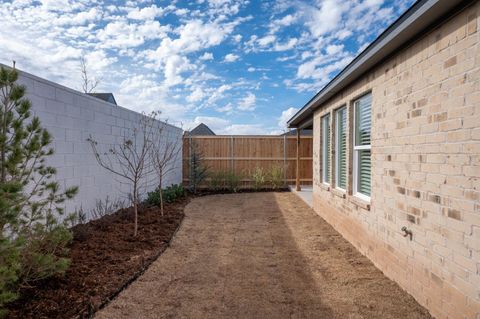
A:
[11,67,183,219]
[312,2,480,318]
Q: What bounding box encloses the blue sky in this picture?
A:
[0,0,415,134]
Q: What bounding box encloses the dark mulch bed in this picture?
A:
[7,196,190,319]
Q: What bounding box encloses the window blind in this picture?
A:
[336,107,347,189]
[355,94,371,147]
[357,149,371,196]
[322,114,330,184]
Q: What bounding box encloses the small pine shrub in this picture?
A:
[0,66,78,316]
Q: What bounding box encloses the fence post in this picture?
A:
[231,135,234,173]
[296,130,301,191]
[189,135,193,189]
[283,134,287,186]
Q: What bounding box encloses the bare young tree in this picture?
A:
[80,55,100,93]
[150,121,182,216]
[87,113,157,237]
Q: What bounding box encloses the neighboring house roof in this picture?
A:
[87,93,117,105]
[288,0,468,128]
[281,129,313,136]
[187,123,216,136]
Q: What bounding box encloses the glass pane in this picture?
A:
[355,94,371,146]
[322,115,330,183]
[336,107,347,189]
[357,149,371,196]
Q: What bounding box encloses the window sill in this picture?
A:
[332,188,346,199]
[349,195,371,211]
[319,183,330,191]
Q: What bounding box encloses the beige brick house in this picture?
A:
[288,0,480,318]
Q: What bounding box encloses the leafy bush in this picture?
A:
[268,165,285,190]
[251,167,267,190]
[163,184,186,203]
[208,171,226,191]
[205,171,242,192]
[0,66,78,316]
[225,171,241,192]
[146,189,161,206]
[146,184,185,206]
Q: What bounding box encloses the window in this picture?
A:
[335,106,347,190]
[353,93,372,200]
[321,114,330,184]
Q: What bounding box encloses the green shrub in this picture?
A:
[189,141,208,194]
[268,165,285,190]
[146,189,160,206]
[208,171,225,191]
[163,184,185,203]
[225,171,241,192]
[146,184,185,206]
[173,184,186,198]
[251,167,267,190]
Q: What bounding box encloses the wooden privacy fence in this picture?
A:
[183,135,312,188]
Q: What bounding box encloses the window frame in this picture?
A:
[321,113,330,185]
[353,94,372,202]
[335,106,347,192]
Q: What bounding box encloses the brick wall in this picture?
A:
[12,67,183,220]
[311,3,480,318]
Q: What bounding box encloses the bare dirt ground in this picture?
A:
[96,192,432,319]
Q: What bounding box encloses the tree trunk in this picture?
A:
[133,186,138,237]
[160,188,164,216]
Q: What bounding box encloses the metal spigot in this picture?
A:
[401,226,412,241]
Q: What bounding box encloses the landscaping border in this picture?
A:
[87,212,186,318]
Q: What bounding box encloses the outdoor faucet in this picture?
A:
[401,226,412,241]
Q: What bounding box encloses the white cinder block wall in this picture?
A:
[13,67,183,219]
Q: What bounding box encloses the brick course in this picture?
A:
[311,3,480,318]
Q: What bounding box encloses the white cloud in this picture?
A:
[224,53,239,62]
[278,107,298,129]
[217,103,233,113]
[306,0,344,38]
[127,5,165,20]
[97,19,170,49]
[247,67,255,72]
[219,124,269,135]
[188,116,230,132]
[175,8,189,16]
[200,52,214,60]
[233,34,242,43]
[187,87,205,102]
[56,7,101,26]
[237,92,256,111]
[274,38,298,51]
[326,44,344,55]
[206,84,232,105]
[269,13,297,34]
[258,35,276,47]
[84,50,117,71]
